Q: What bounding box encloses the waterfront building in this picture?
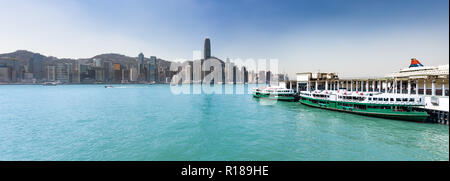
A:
[235,66,246,84]
[94,67,104,82]
[94,58,102,67]
[225,59,235,84]
[103,61,114,82]
[23,72,34,83]
[47,65,56,82]
[56,63,71,83]
[386,59,448,96]
[137,53,145,81]
[113,63,122,82]
[79,64,90,82]
[122,69,130,83]
[0,65,11,82]
[266,71,272,85]
[294,63,448,99]
[241,66,248,84]
[290,59,449,124]
[295,72,339,92]
[130,67,138,82]
[0,58,18,82]
[257,71,265,84]
[30,55,43,81]
[248,71,257,84]
[71,62,81,83]
[149,56,157,83]
[200,38,225,84]
[0,50,176,84]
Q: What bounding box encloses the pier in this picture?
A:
[286,61,449,124]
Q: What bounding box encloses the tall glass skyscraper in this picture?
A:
[204,38,211,60]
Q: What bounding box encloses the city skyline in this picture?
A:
[0,0,448,77]
[0,38,285,84]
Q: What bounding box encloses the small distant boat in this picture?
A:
[252,86,299,102]
[105,85,113,88]
[42,82,57,86]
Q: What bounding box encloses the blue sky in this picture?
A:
[0,0,448,77]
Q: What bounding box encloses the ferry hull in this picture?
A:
[299,98,429,122]
[253,94,299,102]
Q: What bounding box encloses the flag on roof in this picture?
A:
[409,58,424,68]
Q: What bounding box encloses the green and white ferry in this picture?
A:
[253,86,299,102]
[299,90,429,122]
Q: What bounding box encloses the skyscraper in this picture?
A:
[31,55,43,80]
[149,56,157,83]
[138,53,144,80]
[204,38,211,60]
[0,66,11,82]
[47,65,56,82]
[56,63,70,83]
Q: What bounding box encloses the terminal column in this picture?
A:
[325,80,328,91]
[423,80,427,95]
[378,80,382,92]
[386,81,390,93]
[432,80,436,96]
[416,80,419,96]
[400,80,403,94]
[407,80,411,95]
[393,80,397,94]
[372,81,375,92]
[365,81,369,92]
[442,80,446,96]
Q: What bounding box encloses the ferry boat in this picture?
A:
[42,82,58,86]
[253,86,299,102]
[299,90,429,122]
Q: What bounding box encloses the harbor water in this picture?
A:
[0,84,448,161]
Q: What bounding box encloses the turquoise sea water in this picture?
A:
[0,84,448,161]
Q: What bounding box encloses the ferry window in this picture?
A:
[402,98,408,102]
[396,98,401,102]
[356,105,367,110]
[384,98,388,101]
[390,98,394,102]
[409,98,415,102]
[378,98,383,101]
